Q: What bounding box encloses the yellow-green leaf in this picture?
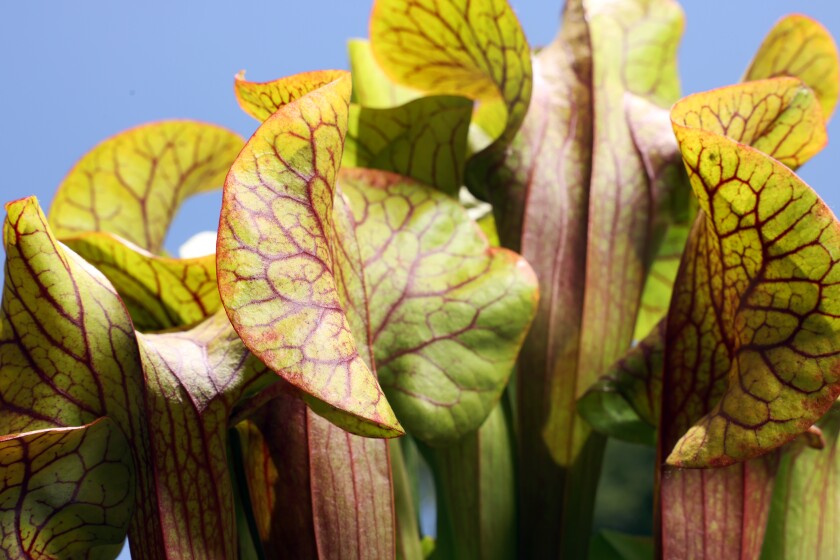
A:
[369,0,532,197]
[0,197,165,556]
[49,121,242,253]
[235,69,348,121]
[664,79,840,468]
[62,232,219,331]
[745,14,840,120]
[348,39,422,108]
[216,72,402,438]
[344,96,472,196]
[0,419,134,560]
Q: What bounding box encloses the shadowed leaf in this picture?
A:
[234,386,395,560]
[0,419,134,560]
[745,14,840,120]
[48,121,242,254]
[135,312,272,559]
[62,232,219,331]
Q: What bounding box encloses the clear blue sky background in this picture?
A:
[1,2,839,558]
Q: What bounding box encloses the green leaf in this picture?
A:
[589,530,653,560]
[61,232,219,331]
[369,0,533,199]
[235,70,473,197]
[761,403,840,559]
[348,39,422,108]
[745,14,840,120]
[391,440,424,560]
[0,419,134,560]
[337,168,538,445]
[344,96,472,196]
[577,321,664,446]
[625,94,693,341]
[48,121,242,254]
[422,400,517,560]
[216,72,403,438]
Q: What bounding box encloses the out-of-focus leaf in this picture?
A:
[348,39,421,109]
[578,321,665,446]
[761,403,840,559]
[0,419,134,560]
[391,440,424,560]
[234,70,348,122]
[626,95,693,341]
[337,168,538,445]
[216,72,402,437]
[344,96,472,196]
[423,401,516,560]
[589,530,653,560]
[62,232,219,331]
[369,0,533,198]
[745,14,840,119]
[48,121,242,254]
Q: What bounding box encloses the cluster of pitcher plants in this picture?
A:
[2,0,840,558]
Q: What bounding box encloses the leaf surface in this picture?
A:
[0,419,134,560]
[48,121,242,254]
[369,0,533,197]
[745,14,840,119]
[216,72,402,437]
[235,70,349,122]
[348,39,421,109]
[0,197,165,557]
[62,232,219,331]
[336,168,538,445]
[664,78,840,467]
[344,97,472,196]
[475,0,682,556]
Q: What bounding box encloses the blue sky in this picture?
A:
[1,1,838,558]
